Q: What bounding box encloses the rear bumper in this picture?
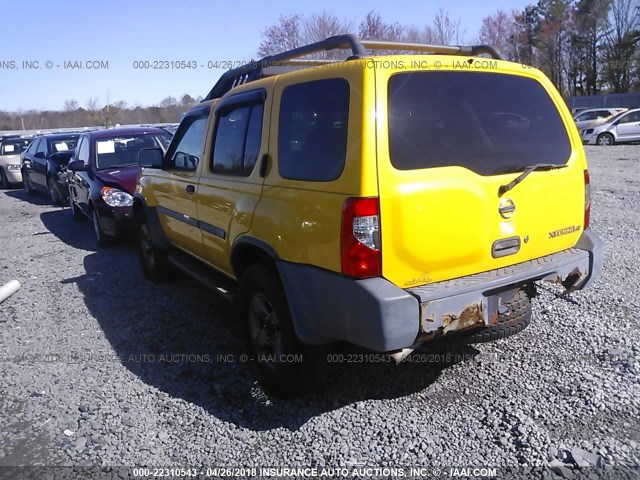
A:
[279,230,604,352]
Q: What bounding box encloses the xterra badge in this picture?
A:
[549,225,581,238]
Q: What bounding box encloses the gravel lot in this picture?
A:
[0,146,638,476]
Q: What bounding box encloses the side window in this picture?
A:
[618,112,640,124]
[278,78,350,182]
[212,103,264,176]
[578,111,597,121]
[26,139,39,154]
[168,116,207,171]
[76,137,89,164]
[36,139,47,156]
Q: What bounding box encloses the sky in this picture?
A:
[0,0,532,112]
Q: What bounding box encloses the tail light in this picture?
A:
[341,197,381,278]
[584,170,591,229]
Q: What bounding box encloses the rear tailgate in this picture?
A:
[375,61,586,288]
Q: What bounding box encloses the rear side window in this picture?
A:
[0,140,29,155]
[388,72,571,175]
[278,78,349,182]
[212,103,264,176]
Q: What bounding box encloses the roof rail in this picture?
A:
[203,34,503,101]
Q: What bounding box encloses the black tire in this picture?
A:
[596,133,614,146]
[461,290,532,344]
[92,208,112,247]
[47,177,60,205]
[0,169,9,189]
[23,171,33,195]
[240,263,314,397]
[136,209,173,282]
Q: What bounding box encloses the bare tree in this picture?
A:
[64,99,79,112]
[359,11,405,41]
[602,0,639,92]
[478,9,519,59]
[257,14,302,57]
[433,9,465,44]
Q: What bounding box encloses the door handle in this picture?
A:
[186,185,195,194]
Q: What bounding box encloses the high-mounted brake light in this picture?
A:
[584,170,591,229]
[341,197,381,278]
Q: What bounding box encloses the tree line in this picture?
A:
[3,2,638,131]
[259,2,640,96]
[0,94,200,131]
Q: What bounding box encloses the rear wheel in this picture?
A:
[136,209,173,282]
[596,133,614,146]
[23,171,33,195]
[240,263,314,397]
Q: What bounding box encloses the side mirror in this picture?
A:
[67,159,87,172]
[34,151,46,159]
[139,147,164,168]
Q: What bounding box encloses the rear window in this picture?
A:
[48,137,78,153]
[278,78,349,182]
[0,139,30,155]
[388,72,571,175]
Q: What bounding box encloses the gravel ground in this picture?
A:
[0,146,638,477]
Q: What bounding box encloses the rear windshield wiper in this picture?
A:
[498,163,568,196]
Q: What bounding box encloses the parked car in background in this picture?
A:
[0,135,32,188]
[21,133,79,201]
[67,127,171,246]
[573,107,627,131]
[582,108,640,145]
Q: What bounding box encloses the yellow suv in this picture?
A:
[135,35,604,395]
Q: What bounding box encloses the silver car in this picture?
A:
[0,136,32,188]
[573,107,627,131]
[582,108,640,146]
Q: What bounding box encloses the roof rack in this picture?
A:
[203,34,503,100]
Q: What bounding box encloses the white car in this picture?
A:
[573,107,627,131]
[582,108,640,146]
[0,136,32,188]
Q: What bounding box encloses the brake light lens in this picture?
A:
[584,170,591,229]
[341,197,381,278]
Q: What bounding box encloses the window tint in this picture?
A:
[213,106,250,174]
[96,134,170,170]
[212,102,264,176]
[0,139,30,155]
[26,139,39,153]
[278,78,350,182]
[76,137,89,163]
[170,116,207,171]
[577,111,597,121]
[618,111,640,124]
[49,138,77,153]
[35,139,47,155]
[387,72,571,174]
[243,104,264,175]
